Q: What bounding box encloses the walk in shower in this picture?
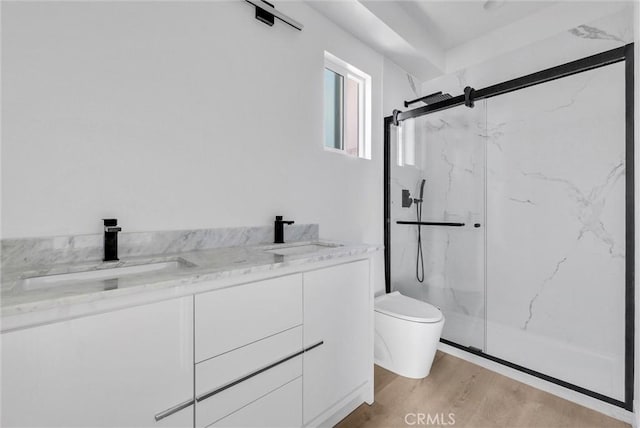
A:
[384,45,634,410]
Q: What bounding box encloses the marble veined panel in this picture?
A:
[485,62,626,400]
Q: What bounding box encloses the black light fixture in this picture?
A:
[254,0,275,26]
[245,0,304,31]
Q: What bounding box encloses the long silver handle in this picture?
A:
[195,340,324,404]
[154,398,194,422]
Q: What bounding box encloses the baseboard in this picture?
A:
[303,381,370,427]
[438,342,634,425]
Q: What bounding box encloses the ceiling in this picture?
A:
[393,1,556,50]
[305,0,627,81]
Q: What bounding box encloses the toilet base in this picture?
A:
[374,358,435,380]
[374,312,444,379]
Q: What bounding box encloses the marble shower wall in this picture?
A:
[485,62,626,401]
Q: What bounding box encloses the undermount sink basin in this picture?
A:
[20,259,195,291]
[264,243,343,256]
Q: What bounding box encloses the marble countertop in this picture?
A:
[1,240,380,329]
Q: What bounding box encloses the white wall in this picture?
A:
[1,1,383,253]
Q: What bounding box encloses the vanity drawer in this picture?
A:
[195,273,303,362]
[195,327,303,427]
[209,377,302,427]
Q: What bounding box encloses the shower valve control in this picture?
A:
[401,190,413,208]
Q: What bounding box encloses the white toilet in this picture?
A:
[374,291,445,379]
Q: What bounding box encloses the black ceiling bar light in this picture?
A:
[245,0,304,31]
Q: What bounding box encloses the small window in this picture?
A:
[323,52,371,159]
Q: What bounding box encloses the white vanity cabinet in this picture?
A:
[302,260,372,426]
[0,296,194,428]
[1,254,374,428]
[192,260,373,428]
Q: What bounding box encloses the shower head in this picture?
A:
[422,93,452,105]
[404,91,453,108]
[413,179,426,205]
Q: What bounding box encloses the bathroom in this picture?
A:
[0,0,638,427]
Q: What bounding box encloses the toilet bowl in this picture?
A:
[374,291,444,379]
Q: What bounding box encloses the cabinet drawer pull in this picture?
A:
[304,340,323,353]
[196,340,324,403]
[154,398,194,422]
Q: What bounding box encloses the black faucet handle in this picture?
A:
[275,216,294,225]
[103,218,118,227]
[274,216,294,244]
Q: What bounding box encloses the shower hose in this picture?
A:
[416,200,425,283]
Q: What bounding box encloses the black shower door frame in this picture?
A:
[383,44,635,411]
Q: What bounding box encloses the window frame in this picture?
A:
[323,52,371,160]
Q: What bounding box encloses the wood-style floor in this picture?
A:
[337,352,629,428]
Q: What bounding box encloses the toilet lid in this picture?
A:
[374,291,443,323]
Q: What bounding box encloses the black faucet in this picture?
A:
[103,219,122,262]
[274,216,294,244]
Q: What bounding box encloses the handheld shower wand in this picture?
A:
[412,179,426,204]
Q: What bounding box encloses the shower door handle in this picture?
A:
[396,221,465,227]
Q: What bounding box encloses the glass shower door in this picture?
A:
[390,102,487,350]
[485,62,626,401]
